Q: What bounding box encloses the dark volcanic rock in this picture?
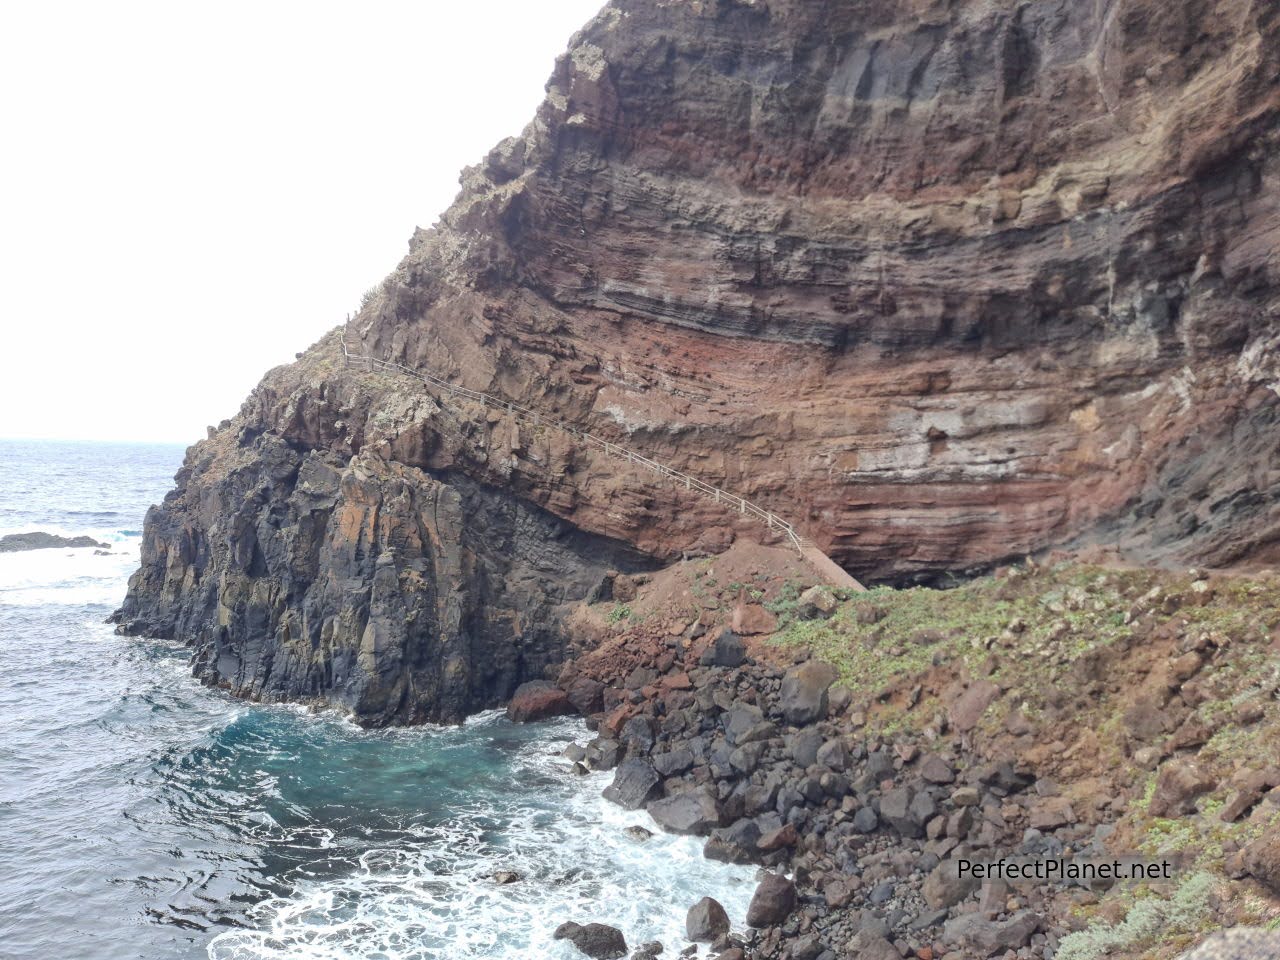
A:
[553,921,628,960]
[703,628,745,668]
[506,680,572,722]
[566,677,606,715]
[686,897,730,942]
[0,532,109,552]
[704,818,762,863]
[112,444,654,725]
[779,661,837,726]
[647,787,721,834]
[602,759,660,810]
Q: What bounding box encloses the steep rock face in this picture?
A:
[118,0,1280,719]
[351,0,1280,578]
[114,358,652,724]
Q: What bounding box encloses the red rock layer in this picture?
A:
[347,0,1280,579]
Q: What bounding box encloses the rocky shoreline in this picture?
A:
[506,550,1280,960]
[0,531,109,553]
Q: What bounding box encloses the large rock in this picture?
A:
[724,704,776,745]
[797,585,838,619]
[1148,759,1216,817]
[948,680,1001,732]
[566,677,605,715]
[845,930,901,960]
[879,786,924,838]
[944,910,1040,956]
[779,661,838,726]
[685,897,730,942]
[704,818,762,863]
[1242,830,1280,895]
[1179,929,1280,959]
[746,873,796,927]
[553,921,628,960]
[647,787,721,834]
[704,628,745,667]
[506,680,573,722]
[731,603,778,636]
[923,860,980,909]
[602,759,660,810]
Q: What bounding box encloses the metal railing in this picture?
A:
[340,339,809,554]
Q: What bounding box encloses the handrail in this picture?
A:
[339,339,811,554]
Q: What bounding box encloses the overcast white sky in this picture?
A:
[0,0,603,443]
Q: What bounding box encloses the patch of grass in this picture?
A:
[607,604,632,624]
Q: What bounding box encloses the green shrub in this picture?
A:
[1055,872,1215,960]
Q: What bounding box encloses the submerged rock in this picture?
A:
[0,532,108,552]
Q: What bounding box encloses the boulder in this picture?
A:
[757,822,799,851]
[620,715,655,755]
[1028,796,1075,830]
[943,910,1040,956]
[648,787,721,834]
[586,738,622,771]
[880,786,923,837]
[815,738,849,771]
[566,677,606,715]
[0,531,109,552]
[686,897,730,942]
[779,661,838,726]
[731,603,778,636]
[724,705,776,745]
[919,754,956,784]
[1243,830,1280,895]
[746,873,796,927]
[653,746,695,777]
[1220,768,1280,823]
[1180,930,1280,959]
[507,680,573,722]
[844,930,900,960]
[554,921,629,960]
[789,730,824,766]
[602,759,660,810]
[705,818,762,863]
[1148,759,1215,817]
[947,680,1001,732]
[797,585,838,619]
[923,861,980,909]
[852,806,879,833]
[708,628,745,667]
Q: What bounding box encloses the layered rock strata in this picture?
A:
[117,0,1280,718]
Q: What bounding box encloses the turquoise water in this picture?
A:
[0,440,754,959]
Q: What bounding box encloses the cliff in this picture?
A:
[115,0,1280,723]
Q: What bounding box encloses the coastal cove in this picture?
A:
[0,440,753,960]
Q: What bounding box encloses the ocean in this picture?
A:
[0,439,754,960]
